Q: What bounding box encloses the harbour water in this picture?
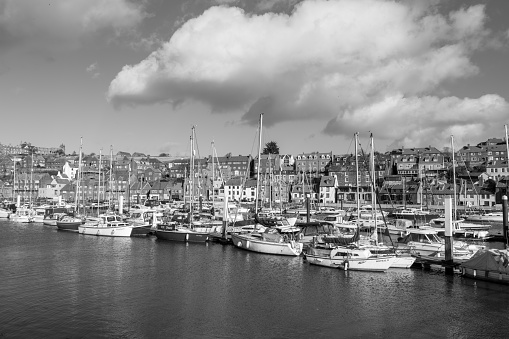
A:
[1,219,509,338]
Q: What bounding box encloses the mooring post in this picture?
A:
[503,195,508,248]
[306,194,311,223]
[444,197,454,275]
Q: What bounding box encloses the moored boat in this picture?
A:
[10,208,34,223]
[154,223,210,242]
[0,208,11,219]
[231,228,303,256]
[460,249,509,284]
[56,215,84,231]
[79,214,133,237]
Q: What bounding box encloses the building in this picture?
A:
[295,152,332,178]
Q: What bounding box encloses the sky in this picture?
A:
[1,0,509,158]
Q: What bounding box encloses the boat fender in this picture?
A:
[344,260,349,271]
[299,233,303,240]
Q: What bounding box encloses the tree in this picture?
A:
[159,153,169,157]
[262,141,279,155]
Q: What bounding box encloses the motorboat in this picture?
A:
[396,228,483,261]
[463,212,504,223]
[31,207,46,223]
[428,218,492,240]
[10,208,34,223]
[79,214,135,237]
[56,215,85,231]
[0,207,11,219]
[43,212,67,226]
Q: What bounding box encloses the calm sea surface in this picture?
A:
[1,219,509,339]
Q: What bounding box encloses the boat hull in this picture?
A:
[10,216,33,223]
[231,233,302,256]
[56,222,81,232]
[305,253,345,268]
[155,229,209,242]
[78,225,133,237]
[130,225,153,236]
[345,257,394,272]
[43,220,58,226]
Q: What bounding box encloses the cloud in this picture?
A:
[324,94,509,150]
[86,62,100,79]
[0,0,148,54]
[107,0,509,147]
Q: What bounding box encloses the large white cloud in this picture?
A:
[107,0,509,146]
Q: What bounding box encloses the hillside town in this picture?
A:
[1,137,508,210]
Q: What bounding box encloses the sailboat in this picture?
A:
[231,114,303,256]
[356,134,415,269]
[155,126,210,242]
[57,137,86,231]
[427,135,492,239]
[304,133,394,271]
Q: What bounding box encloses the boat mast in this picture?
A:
[75,137,83,215]
[98,148,102,217]
[29,150,33,208]
[109,145,113,211]
[255,113,263,214]
[211,141,215,214]
[505,125,509,196]
[190,126,195,228]
[355,132,360,236]
[12,159,15,204]
[128,157,132,213]
[451,135,456,220]
[268,153,272,211]
[371,133,378,246]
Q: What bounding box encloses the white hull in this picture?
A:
[391,256,416,269]
[0,210,10,218]
[465,214,503,223]
[305,253,345,268]
[346,257,394,272]
[32,216,44,223]
[231,233,302,256]
[10,216,33,223]
[78,225,133,237]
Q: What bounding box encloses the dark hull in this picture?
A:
[56,222,81,232]
[131,225,153,236]
[155,230,209,242]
